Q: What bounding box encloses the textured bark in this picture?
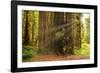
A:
[39,11,45,54]
[54,12,64,26]
[74,14,81,49]
[24,11,30,45]
[64,13,74,54]
[38,12,81,55]
[63,13,81,54]
[39,11,55,54]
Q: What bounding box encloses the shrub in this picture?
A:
[22,45,37,59]
[74,43,90,56]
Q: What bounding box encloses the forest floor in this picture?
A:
[23,55,90,62]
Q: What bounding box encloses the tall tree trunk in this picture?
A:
[39,11,46,54]
[64,13,81,54]
[32,12,34,46]
[74,14,81,49]
[24,11,30,45]
[64,13,74,54]
[39,11,55,54]
[45,12,55,54]
[54,12,64,26]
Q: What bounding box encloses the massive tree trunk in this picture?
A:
[39,11,45,54]
[38,11,81,55]
[39,11,55,54]
[54,12,64,26]
[64,13,74,54]
[63,13,81,54]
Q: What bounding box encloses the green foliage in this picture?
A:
[74,43,90,56]
[77,15,90,57]
[81,23,85,43]
[54,29,65,40]
[85,18,90,43]
[81,15,90,44]
[22,45,37,60]
[55,31,64,40]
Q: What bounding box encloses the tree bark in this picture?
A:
[24,11,30,45]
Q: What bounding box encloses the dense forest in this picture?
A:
[22,10,90,62]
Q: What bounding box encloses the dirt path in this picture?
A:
[23,55,90,62]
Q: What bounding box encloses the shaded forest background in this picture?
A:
[22,10,90,62]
